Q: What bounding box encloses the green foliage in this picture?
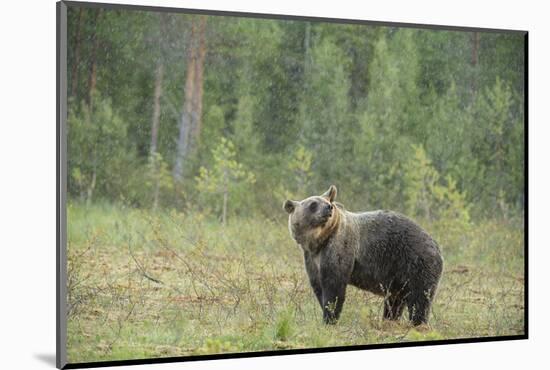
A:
[365,29,421,134]
[196,339,238,355]
[231,96,259,159]
[404,144,440,219]
[274,309,295,342]
[300,37,356,190]
[434,176,471,224]
[277,144,314,201]
[471,78,524,214]
[406,329,444,341]
[195,138,255,223]
[146,153,173,191]
[404,144,470,227]
[68,92,136,204]
[145,152,176,209]
[196,138,256,193]
[66,8,524,221]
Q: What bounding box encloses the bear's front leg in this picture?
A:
[319,249,353,324]
[321,279,347,324]
[303,251,323,308]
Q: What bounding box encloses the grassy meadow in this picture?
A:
[66,202,524,363]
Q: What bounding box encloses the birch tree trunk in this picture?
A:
[150,62,164,210]
[471,32,480,95]
[304,22,311,73]
[222,167,228,227]
[150,63,164,155]
[174,17,207,182]
[70,8,84,99]
[83,9,102,204]
[86,163,97,206]
[190,16,207,151]
[87,8,102,110]
[174,20,197,182]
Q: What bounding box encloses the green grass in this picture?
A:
[66,202,525,363]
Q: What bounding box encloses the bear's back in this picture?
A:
[348,210,442,293]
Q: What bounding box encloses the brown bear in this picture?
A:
[283,185,443,325]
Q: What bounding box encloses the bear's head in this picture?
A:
[283,185,340,247]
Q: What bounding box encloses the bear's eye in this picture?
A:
[309,202,318,212]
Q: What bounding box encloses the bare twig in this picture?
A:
[127,241,165,285]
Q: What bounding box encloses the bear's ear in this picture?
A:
[283,200,298,214]
[321,185,337,202]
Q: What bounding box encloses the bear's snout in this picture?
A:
[322,203,333,217]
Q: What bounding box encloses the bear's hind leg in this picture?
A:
[407,288,434,326]
[383,294,405,321]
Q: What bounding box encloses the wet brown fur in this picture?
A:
[284,185,443,325]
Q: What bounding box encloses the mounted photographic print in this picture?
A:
[57,1,527,368]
